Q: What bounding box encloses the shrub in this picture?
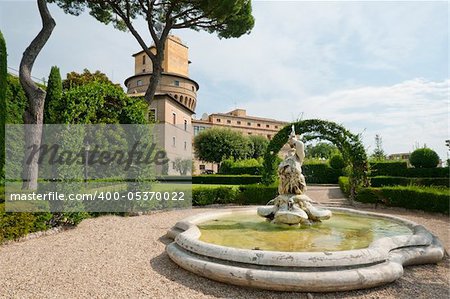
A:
[409,148,440,168]
[329,154,346,170]
[370,176,449,187]
[369,161,408,176]
[219,158,263,175]
[236,184,278,205]
[355,188,381,204]
[382,186,449,214]
[338,176,351,197]
[192,186,238,206]
[303,163,342,184]
[192,175,261,185]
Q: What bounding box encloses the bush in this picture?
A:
[219,158,263,175]
[355,188,381,204]
[370,176,450,187]
[369,161,408,176]
[338,176,351,197]
[303,163,342,184]
[329,154,346,170]
[192,186,238,206]
[382,186,449,214]
[410,148,440,168]
[237,184,278,205]
[192,175,261,185]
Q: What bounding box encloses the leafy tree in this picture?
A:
[49,0,255,103]
[174,158,192,175]
[19,0,56,189]
[0,31,6,181]
[409,148,440,168]
[329,153,345,170]
[305,142,338,159]
[63,69,116,90]
[44,66,62,124]
[248,135,268,159]
[194,127,250,164]
[371,134,386,160]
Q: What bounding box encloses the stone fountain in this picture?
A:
[165,126,444,292]
[258,125,332,225]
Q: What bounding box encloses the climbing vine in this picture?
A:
[262,119,369,201]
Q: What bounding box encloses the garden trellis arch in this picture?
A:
[262,119,369,200]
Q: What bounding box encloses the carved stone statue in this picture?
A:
[257,125,332,225]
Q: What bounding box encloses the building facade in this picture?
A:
[124,35,287,175]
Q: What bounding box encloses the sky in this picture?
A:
[1,1,449,160]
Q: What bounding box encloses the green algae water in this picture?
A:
[198,212,412,252]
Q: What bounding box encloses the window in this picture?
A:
[216,118,221,122]
[194,126,200,136]
[266,124,270,128]
[172,112,176,125]
[199,165,205,170]
[227,120,231,124]
[192,86,195,91]
[257,123,261,127]
[142,55,146,64]
[184,119,187,131]
[267,135,272,140]
[248,132,252,135]
[247,122,251,126]
[172,137,176,147]
[174,80,180,86]
[237,121,241,125]
[137,80,143,86]
[148,109,157,122]
[275,125,278,129]
[142,69,146,73]
[184,141,187,150]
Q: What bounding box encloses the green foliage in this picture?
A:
[338,176,351,197]
[355,188,381,204]
[44,66,63,124]
[192,175,261,185]
[63,69,116,90]
[237,184,278,205]
[409,148,440,168]
[305,142,338,159]
[371,134,386,160]
[49,1,254,39]
[0,203,53,243]
[262,119,368,201]
[381,186,449,214]
[303,163,342,184]
[369,161,407,176]
[192,186,239,206]
[329,153,346,170]
[174,158,192,175]
[194,127,250,164]
[248,135,269,159]
[5,74,28,124]
[0,31,6,183]
[370,176,450,188]
[219,158,263,175]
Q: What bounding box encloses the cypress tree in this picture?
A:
[44,66,62,124]
[0,31,7,182]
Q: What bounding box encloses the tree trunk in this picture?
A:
[144,41,165,103]
[19,0,55,190]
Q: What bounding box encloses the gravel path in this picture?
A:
[1,186,449,299]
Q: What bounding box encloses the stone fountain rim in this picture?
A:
[170,206,436,268]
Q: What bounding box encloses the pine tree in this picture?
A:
[44,66,62,124]
[0,30,7,181]
[372,134,386,160]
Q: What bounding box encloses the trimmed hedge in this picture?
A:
[382,186,449,214]
[192,184,278,206]
[192,175,261,185]
[220,166,262,175]
[369,161,407,176]
[369,161,449,177]
[338,176,351,197]
[303,163,342,184]
[371,176,450,188]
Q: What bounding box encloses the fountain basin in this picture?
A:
[165,207,444,292]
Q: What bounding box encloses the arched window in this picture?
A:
[174,94,178,99]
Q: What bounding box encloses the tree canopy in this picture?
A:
[49,0,255,102]
[193,127,250,164]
